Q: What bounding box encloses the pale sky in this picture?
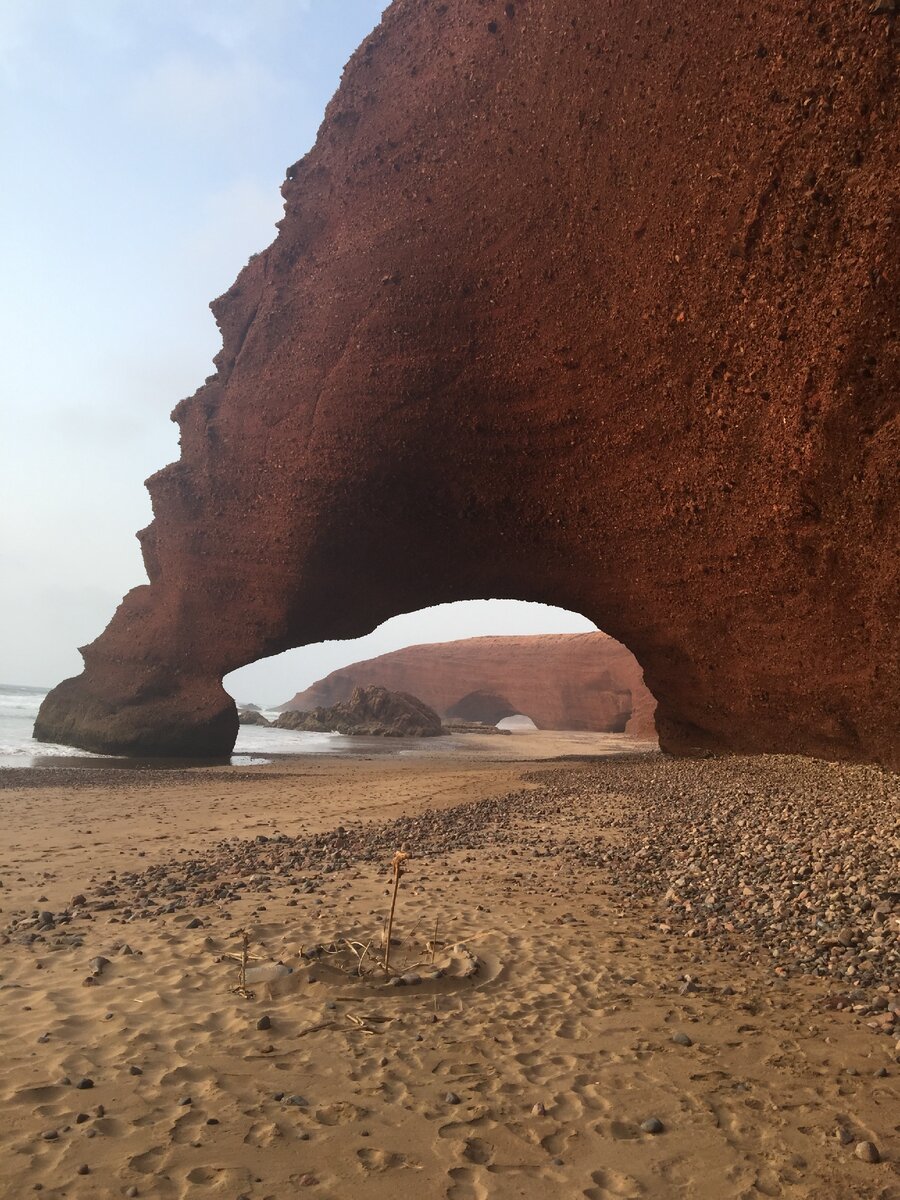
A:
[1,0,594,708]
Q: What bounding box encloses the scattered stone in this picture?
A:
[531,1102,546,1116]
[256,1014,272,1030]
[671,1031,693,1047]
[75,1077,94,1090]
[854,1141,880,1163]
[41,1129,59,1141]
[445,1092,462,1105]
[129,1065,143,1076]
[76,1165,90,1176]
[640,1118,664,1134]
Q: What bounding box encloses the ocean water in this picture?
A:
[0,684,364,768]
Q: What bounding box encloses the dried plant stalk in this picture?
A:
[383,850,409,974]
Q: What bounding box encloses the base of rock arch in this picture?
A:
[35,0,898,767]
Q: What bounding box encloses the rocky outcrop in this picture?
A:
[34,1,898,765]
[281,633,655,735]
[275,685,444,737]
[238,709,271,726]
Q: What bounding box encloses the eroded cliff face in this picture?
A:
[35,0,898,764]
[281,633,656,737]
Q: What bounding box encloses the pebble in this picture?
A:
[126,1188,139,1198]
[129,1065,143,1076]
[671,1032,693,1047]
[178,1096,192,1106]
[256,1014,272,1030]
[531,1102,546,1116]
[75,1077,94,1090]
[41,1129,58,1141]
[445,1092,462,1105]
[76,1165,90,1176]
[854,1141,880,1163]
[640,1118,664,1134]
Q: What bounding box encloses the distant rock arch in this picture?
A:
[446,690,521,726]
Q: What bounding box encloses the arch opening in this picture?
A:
[224,599,658,751]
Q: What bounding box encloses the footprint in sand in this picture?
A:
[314,1100,367,1125]
[447,1165,489,1200]
[584,1166,645,1199]
[357,1147,420,1171]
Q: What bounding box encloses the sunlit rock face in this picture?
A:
[35,0,898,765]
[280,634,655,736]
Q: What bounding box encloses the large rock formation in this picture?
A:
[276,685,444,737]
[35,1,898,765]
[280,633,656,736]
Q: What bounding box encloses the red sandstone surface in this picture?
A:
[281,633,657,738]
[35,0,898,764]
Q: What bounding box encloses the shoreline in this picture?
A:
[0,746,896,1197]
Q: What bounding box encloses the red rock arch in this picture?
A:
[35,0,898,765]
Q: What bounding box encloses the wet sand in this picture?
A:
[0,734,896,1199]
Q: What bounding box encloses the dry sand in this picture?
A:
[0,734,897,1200]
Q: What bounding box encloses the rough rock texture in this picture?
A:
[238,709,271,727]
[275,685,444,737]
[35,0,898,763]
[281,633,655,735]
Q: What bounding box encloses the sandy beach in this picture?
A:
[1,735,897,1199]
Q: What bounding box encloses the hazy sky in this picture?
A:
[1,0,594,706]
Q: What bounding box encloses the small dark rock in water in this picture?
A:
[671,1031,693,1047]
[855,1141,880,1163]
[75,1077,94,1090]
[445,1091,462,1105]
[256,1014,272,1030]
[641,1117,664,1134]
